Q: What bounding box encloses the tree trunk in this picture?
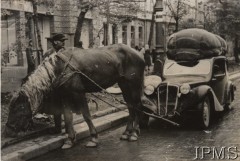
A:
[148,7,156,49]
[175,18,179,32]
[32,0,43,65]
[74,11,87,47]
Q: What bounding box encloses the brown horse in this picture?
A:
[5,44,145,149]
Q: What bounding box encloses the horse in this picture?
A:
[4,44,146,149]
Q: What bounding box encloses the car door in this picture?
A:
[210,58,227,104]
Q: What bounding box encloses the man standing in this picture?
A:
[43,33,68,59]
[41,33,68,134]
[26,40,35,74]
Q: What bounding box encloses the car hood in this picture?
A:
[163,76,209,85]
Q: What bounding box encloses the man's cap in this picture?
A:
[47,33,68,42]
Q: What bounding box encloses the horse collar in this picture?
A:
[54,52,78,88]
[56,52,78,72]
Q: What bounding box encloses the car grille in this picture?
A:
[157,83,179,117]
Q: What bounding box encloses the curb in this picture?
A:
[2,72,240,161]
[2,110,129,161]
[1,105,127,149]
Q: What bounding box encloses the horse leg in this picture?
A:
[126,101,141,142]
[77,93,98,148]
[48,114,62,134]
[54,114,62,133]
[119,81,141,141]
[120,105,135,140]
[62,106,76,149]
[118,79,142,142]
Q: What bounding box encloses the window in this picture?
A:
[213,59,226,76]
[122,26,127,45]
[131,26,135,47]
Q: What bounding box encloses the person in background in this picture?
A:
[22,40,35,83]
[26,40,35,74]
[76,40,84,49]
[43,33,68,59]
[143,44,152,72]
[22,33,68,84]
[135,46,140,51]
[151,48,157,64]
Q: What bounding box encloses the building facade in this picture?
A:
[1,0,156,68]
[1,0,212,69]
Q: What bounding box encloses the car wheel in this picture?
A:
[139,112,149,129]
[199,96,211,129]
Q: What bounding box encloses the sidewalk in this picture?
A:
[2,106,128,161]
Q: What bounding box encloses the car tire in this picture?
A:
[139,112,149,129]
[198,96,211,129]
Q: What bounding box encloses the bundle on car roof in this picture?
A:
[167,28,227,61]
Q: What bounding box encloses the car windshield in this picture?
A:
[164,60,211,76]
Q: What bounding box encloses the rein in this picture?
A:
[56,51,180,127]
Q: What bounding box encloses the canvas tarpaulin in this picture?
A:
[167,28,227,61]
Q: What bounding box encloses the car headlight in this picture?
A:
[144,85,155,95]
[180,83,191,94]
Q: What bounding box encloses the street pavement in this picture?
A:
[1,70,240,161]
[30,78,240,161]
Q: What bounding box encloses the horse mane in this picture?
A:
[20,53,59,114]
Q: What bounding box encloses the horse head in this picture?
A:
[5,91,33,137]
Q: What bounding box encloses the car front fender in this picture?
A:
[224,81,235,104]
[191,85,224,112]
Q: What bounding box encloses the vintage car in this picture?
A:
[141,56,235,129]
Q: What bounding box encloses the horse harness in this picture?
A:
[55,51,126,107]
[55,51,180,127]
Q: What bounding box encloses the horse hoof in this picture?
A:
[62,139,74,149]
[120,131,130,140]
[128,135,138,142]
[128,132,138,142]
[120,134,129,140]
[85,138,98,148]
